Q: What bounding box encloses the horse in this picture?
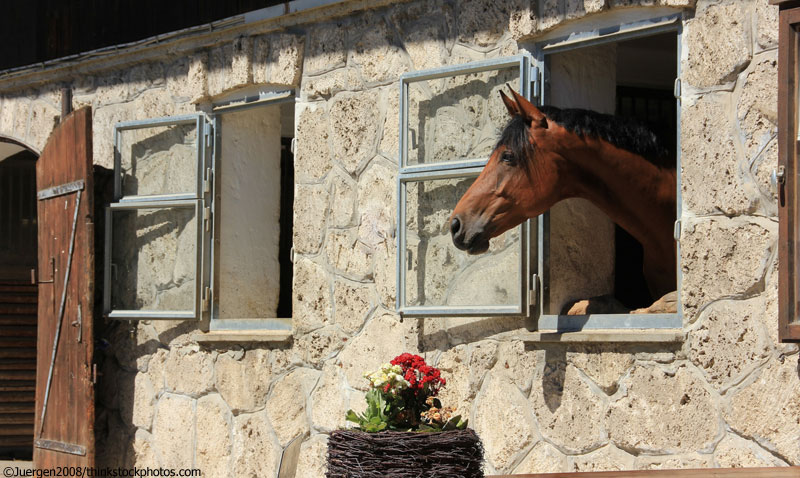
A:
[449,87,677,315]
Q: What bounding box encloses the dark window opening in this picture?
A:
[276,137,294,318]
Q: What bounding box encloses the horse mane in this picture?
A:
[498,105,670,168]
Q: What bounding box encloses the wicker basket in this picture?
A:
[326,428,484,478]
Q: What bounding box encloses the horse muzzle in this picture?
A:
[450,216,490,255]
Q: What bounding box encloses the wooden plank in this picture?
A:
[0,304,37,315]
[0,295,38,304]
[0,349,36,359]
[0,326,37,337]
[0,370,36,381]
[0,361,36,371]
[0,436,33,447]
[489,467,800,478]
[0,424,33,436]
[0,402,35,413]
[0,413,34,425]
[0,317,37,326]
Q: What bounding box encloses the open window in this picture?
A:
[778,2,800,342]
[530,13,683,331]
[104,91,295,331]
[397,55,536,317]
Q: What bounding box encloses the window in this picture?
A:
[777,3,800,342]
[104,91,295,332]
[397,13,683,333]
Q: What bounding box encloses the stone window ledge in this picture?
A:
[519,329,685,343]
[194,329,292,344]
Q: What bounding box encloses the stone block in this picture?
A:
[634,454,713,470]
[683,3,750,88]
[152,393,195,468]
[474,374,538,472]
[568,445,635,472]
[357,160,396,250]
[724,356,800,463]
[164,347,214,396]
[607,364,720,454]
[687,297,772,391]
[293,183,330,254]
[232,412,279,478]
[513,441,567,474]
[127,371,157,430]
[538,0,563,32]
[391,1,452,70]
[325,228,374,280]
[333,280,374,334]
[128,62,165,99]
[26,100,59,152]
[567,345,635,395]
[492,341,541,396]
[751,138,778,209]
[378,87,399,162]
[681,95,757,216]
[349,16,409,84]
[215,349,273,413]
[310,363,350,431]
[531,361,607,454]
[337,312,419,389]
[11,98,29,140]
[304,22,347,76]
[166,53,209,103]
[756,0,778,50]
[737,55,778,171]
[293,325,348,367]
[714,433,788,467]
[301,67,365,100]
[265,33,306,86]
[208,37,253,97]
[295,434,329,478]
[132,429,160,468]
[266,368,319,446]
[329,91,380,175]
[295,105,333,183]
[0,97,15,136]
[455,0,524,47]
[435,345,477,417]
[329,169,357,227]
[293,257,333,334]
[372,237,396,308]
[109,320,161,372]
[680,217,775,317]
[196,394,233,478]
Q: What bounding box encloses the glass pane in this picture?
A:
[118,122,198,197]
[403,177,521,308]
[110,206,197,311]
[406,65,520,166]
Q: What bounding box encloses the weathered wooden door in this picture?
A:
[33,107,94,466]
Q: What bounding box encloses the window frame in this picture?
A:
[396,54,536,318]
[530,13,684,332]
[103,113,212,320]
[778,5,800,342]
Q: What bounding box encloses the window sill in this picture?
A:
[194,329,292,344]
[520,329,684,343]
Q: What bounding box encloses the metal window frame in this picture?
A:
[530,13,684,332]
[104,113,213,321]
[103,199,204,320]
[397,54,535,318]
[208,92,295,332]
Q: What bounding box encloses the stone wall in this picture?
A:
[0,0,796,475]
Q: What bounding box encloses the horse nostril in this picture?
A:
[450,217,461,237]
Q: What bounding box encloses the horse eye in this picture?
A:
[500,151,516,165]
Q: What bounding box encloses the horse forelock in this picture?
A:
[496,115,536,168]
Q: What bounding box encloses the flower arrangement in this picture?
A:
[345,353,468,432]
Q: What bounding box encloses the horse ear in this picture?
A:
[508,87,548,129]
[499,90,520,116]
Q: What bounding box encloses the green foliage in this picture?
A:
[345,389,391,432]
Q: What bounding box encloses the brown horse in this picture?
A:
[450,88,676,314]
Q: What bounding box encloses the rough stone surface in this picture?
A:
[293,325,348,367]
[338,313,419,389]
[293,183,330,254]
[531,361,607,454]
[304,22,347,76]
[295,434,329,478]
[568,345,635,395]
[292,258,333,334]
[756,0,779,50]
[635,454,713,470]
[607,365,720,454]
[681,217,776,317]
[725,356,800,463]
[310,363,350,431]
[715,433,788,468]
[681,96,757,216]
[513,441,567,474]
[295,105,332,183]
[350,15,409,84]
[215,350,273,413]
[357,161,395,251]
[568,445,635,472]
[684,2,751,87]
[328,91,380,175]
[329,170,357,227]
[232,412,279,478]
[266,34,305,86]
[266,368,319,446]
[737,56,778,170]
[129,372,157,430]
[492,341,540,396]
[196,394,233,478]
[333,280,373,334]
[164,347,214,396]
[152,393,195,468]
[391,2,452,70]
[687,298,772,391]
[301,67,364,100]
[474,374,538,472]
[325,228,374,280]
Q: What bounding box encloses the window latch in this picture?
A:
[529,273,540,307]
[673,78,681,102]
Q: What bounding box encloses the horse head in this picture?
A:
[450,88,565,254]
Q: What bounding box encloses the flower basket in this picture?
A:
[326,428,484,478]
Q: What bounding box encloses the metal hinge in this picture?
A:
[674,219,682,241]
[290,137,298,154]
[529,273,540,307]
[673,78,681,102]
[203,167,213,195]
[205,128,213,148]
[290,246,296,264]
[531,65,540,99]
[203,207,211,232]
[202,286,211,312]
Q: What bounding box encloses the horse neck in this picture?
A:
[556,137,676,258]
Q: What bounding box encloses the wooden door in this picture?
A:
[33,107,94,466]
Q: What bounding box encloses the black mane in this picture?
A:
[498,105,670,167]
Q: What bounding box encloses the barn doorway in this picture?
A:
[0,138,38,461]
